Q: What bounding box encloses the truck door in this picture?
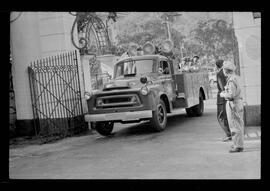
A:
[158,59,176,102]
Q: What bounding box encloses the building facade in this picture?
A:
[232,12,261,125]
[10,12,125,136]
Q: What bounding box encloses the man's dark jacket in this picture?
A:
[216,68,227,104]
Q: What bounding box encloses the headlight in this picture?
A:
[130,96,138,103]
[105,83,114,88]
[96,99,103,107]
[140,86,149,95]
[84,91,92,100]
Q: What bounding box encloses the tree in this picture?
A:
[115,12,184,52]
[114,12,239,71]
[186,19,239,68]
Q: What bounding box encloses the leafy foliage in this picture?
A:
[184,19,239,69]
[114,12,239,71]
[189,19,235,58]
[116,13,166,47]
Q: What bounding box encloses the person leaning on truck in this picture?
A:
[216,59,231,142]
[220,61,244,153]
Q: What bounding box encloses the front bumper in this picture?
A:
[84,110,153,122]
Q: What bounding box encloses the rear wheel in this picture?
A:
[150,100,167,131]
[193,92,204,116]
[95,121,114,136]
[185,91,204,117]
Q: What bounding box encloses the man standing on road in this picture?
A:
[220,61,244,153]
[216,59,231,142]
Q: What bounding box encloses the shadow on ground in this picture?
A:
[93,113,191,144]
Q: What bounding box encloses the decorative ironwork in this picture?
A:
[70,12,117,56]
[28,50,87,143]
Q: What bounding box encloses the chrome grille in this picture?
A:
[96,94,141,108]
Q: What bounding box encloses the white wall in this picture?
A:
[38,12,77,57]
[10,12,85,120]
[10,12,42,120]
[233,12,261,106]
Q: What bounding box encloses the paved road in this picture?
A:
[9,97,261,179]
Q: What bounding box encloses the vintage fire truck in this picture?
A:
[84,40,211,136]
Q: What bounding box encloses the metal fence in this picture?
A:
[28,50,87,143]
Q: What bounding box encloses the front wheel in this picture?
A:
[150,100,167,131]
[95,121,114,136]
[185,107,195,117]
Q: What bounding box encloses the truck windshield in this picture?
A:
[114,59,154,79]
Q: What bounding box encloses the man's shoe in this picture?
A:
[222,136,232,142]
[229,147,244,153]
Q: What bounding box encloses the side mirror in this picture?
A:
[140,76,148,84]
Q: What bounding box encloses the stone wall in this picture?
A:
[244,105,261,126]
[10,12,82,137]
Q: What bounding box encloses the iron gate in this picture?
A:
[28,50,87,142]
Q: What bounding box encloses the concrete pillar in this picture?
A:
[80,55,94,93]
[232,12,261,125]
[96,54,117,76]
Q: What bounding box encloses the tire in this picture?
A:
[150,99,167,132]
[193,92,204,116]
[95,121,114,136]
[185,107,195,117]
[90,122,96,130]
[185,92,204,117]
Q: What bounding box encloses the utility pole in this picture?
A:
[161,12,182,41]
[180,42,184,58]
[165,17,172,41]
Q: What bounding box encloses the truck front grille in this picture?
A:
[96,94,141,109]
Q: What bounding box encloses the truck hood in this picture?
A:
[102,73,158,91]
[102,77,143,91]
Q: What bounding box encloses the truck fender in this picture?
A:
[157,92,172,113]
[199,87,207,100]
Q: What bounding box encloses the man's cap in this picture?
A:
[215,59,224,68]
[223,61,236,71]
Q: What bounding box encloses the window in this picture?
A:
[159,60,170,75]
[114,59,154,78]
